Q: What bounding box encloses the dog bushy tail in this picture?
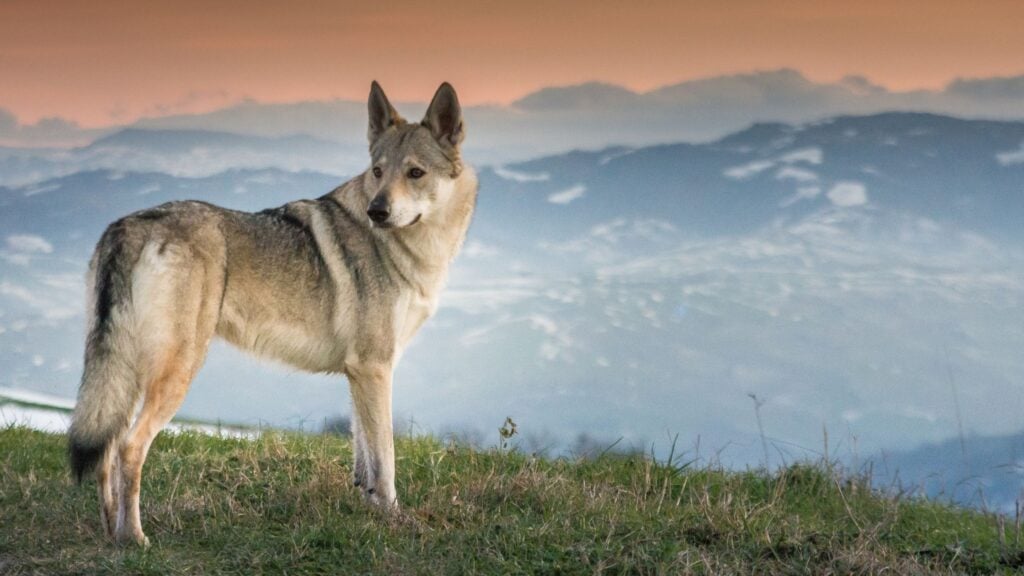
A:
[68,222,143,483]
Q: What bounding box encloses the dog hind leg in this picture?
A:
[114,349,198,545]
[113,242,222,545]
[97,445,120,538]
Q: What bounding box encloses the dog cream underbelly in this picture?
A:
[215,294,346,374]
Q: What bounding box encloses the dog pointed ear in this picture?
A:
[422,82,464,148]
[368,81,405,144]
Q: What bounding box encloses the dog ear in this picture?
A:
[368,81,405,144]
[422,82,464,148]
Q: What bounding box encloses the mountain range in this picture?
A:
[4,68,1024,159]
[1,111,1023,511]
[0,128,360,187]
[475,112,1024,243]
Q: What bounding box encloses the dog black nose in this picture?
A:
[367,196,390,223]
[367,207,390,223]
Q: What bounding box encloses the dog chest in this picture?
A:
[394,288,438,348]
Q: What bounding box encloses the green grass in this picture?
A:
[1,426,1020,575]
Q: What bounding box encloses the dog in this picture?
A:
[67,82,477,545]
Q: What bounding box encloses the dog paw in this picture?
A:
[114,530,150,548]
[362,486,398,509]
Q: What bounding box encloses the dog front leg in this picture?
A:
[347,363,397,507]
[349,405,371,489]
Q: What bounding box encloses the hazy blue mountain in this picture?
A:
[1,112,1023,512]
[0,168,339,257]
[0,145,67,188]
[477,113,1024,243]
[0,128,362,187]
[514,82,641,111]
[875,431,1024,513]
[85,128,323,153]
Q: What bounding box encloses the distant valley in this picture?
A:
[2,112,1023,511]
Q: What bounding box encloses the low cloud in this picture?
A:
[0,281,79,320]
[724,160,775,180]
[779,147,823,165]
[827,182,868,207]
[494,166,550,182]
[0,107,107,147]
[775,166,818,182]
[547,184,586,205]
[945,75,1024,100]
[2,234,54,265]
[6,235,53,254]
[996,143,1024,165]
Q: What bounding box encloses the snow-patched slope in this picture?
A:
[0,386,256,437]
[477,113,1024,242]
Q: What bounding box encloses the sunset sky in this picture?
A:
[2,0,1022,126]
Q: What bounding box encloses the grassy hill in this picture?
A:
[1,426,1020,575]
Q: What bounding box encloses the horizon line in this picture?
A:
[6,67,1024,131]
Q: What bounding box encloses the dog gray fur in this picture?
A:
[67,82,477,545]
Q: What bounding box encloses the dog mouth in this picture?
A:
[372,214,421,230]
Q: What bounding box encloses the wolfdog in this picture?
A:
[67,82,477,545]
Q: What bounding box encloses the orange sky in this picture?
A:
[2,0,1022,126]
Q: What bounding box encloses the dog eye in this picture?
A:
[372,166,383,178]
[407,167,425,179]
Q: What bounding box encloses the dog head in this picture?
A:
[363,82,465,229]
